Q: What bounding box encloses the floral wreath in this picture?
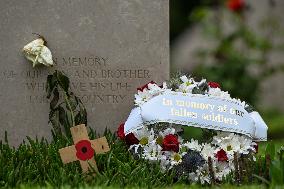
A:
[117,75,258,184]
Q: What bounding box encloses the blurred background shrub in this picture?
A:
[170,0,284,139]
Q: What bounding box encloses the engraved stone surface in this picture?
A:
[0,0,169,146]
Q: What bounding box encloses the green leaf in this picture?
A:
[270,160,284,185]
[192,87,203,94]
[58,106,67,128]
[65,111,73,128]
[46,74,57,98]
[56,71,69,92]
[65,95,78,111]
[74,113,82,125]
[48,108,61,135]
[265,142,276,160]
[50,88,59,109]
[74,111,87,125]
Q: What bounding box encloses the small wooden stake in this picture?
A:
[265,154,271,181]
[239,155,243,183]
[258,157,263,179]
[234,152,240,185]
[59,124,110,173]
[208,156,215,185]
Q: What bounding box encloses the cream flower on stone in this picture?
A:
[23,38,53,67]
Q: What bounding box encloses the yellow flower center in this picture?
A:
[139,137,149,145]
[186,81,191,86]
[156,136,164,145]
[173,153,181,162]
[227,145,232,151]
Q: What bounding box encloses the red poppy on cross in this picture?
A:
[59,124,110,173]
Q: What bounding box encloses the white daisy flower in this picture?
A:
[134,90,152,106]
[213,132,255,157]
[134,82,169,105]
[133,127,155,144]
[143,142,162,160]
[182,139,202,152]
[208,87,231,99]
[170,152,182,166]
[196,165,211,184]
[159,155,171,172]
[201,143,216,160]
[214,161,234,181]
[147,83,167,96]
[159,127,176,137]
[188,172,199,182]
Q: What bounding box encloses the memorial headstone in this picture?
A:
[0,0,169,146]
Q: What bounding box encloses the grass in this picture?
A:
[0,127,283,188]
[0,129,175,188]
[261,109,284,139]
[14,184,270,189]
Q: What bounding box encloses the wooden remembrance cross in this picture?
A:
[59,124,110,173]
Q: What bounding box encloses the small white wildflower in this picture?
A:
[177,75,197,93]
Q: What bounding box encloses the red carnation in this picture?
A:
[117,123,125,140]
[227,0,245,12]
[75,140,95,161]
[208,81,221,88]
[137,81,156,92]
[162,134,179,152]
[125,133,139,146]
[215,149,228,162]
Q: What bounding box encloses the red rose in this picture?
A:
[125,133,139,146]
[137,81,156,92]
[215,149,228,162]
[75,140,95,161]
[117,123,125,140]
[227,0,245,12]
[208,81,221,88]
[162,134,179,152]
